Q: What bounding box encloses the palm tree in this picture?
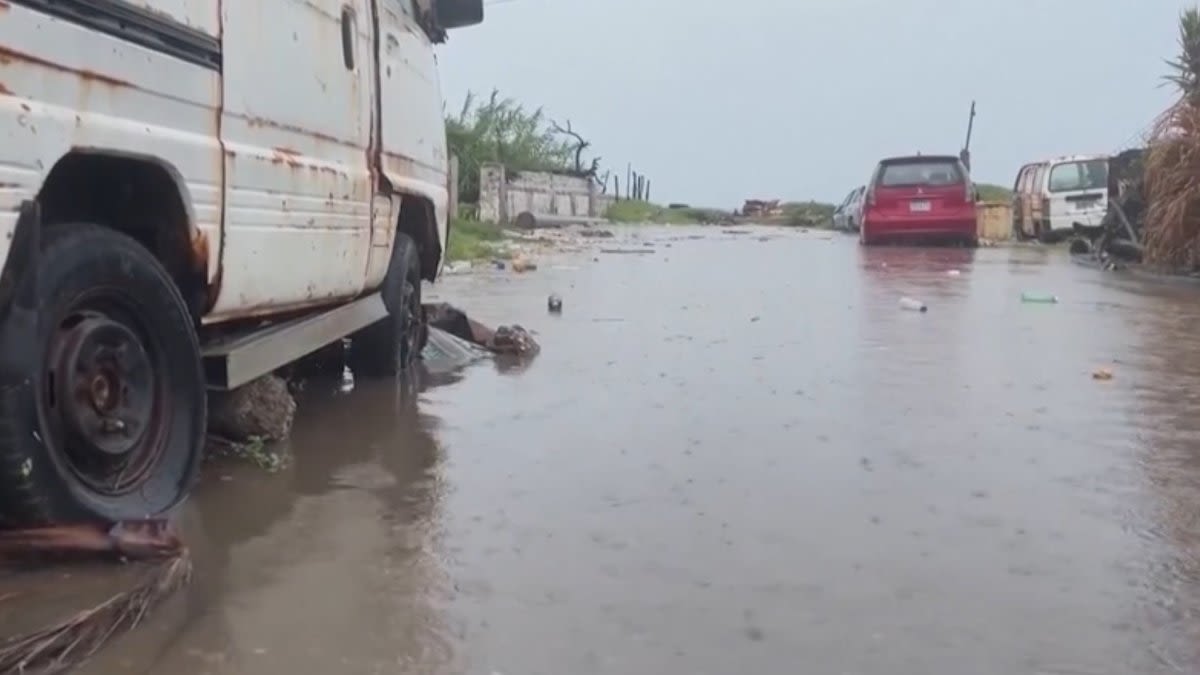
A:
[1145,8,1200,266]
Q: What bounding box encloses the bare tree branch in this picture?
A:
[550,119,592,173]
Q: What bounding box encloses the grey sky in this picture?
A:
[438,0,1187,208]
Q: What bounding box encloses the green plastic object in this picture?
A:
[1021,291,1059,304]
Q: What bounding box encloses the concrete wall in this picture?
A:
[479,163,609,224]
[977,201,1013,241]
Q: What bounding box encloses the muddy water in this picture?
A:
[70,227,1200,674]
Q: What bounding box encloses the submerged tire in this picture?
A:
[0,224,206,525]
[349,232,427,376]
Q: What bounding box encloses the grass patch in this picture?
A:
[781,201,836,228]
[605,200,729,225]
[447,218,508,261]
[206,435,289,473]
[975,183,1013,202]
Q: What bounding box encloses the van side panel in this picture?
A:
[376,0,450,268]
[210,0,376,321]
[0,1,222,283]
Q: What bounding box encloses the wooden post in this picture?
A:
[614,176,621,202]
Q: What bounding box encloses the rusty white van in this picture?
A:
[0,0,482,525]
[1012,155,1109,242]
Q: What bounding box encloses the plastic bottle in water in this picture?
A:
[899,297,927,312]
[1021,291,1058,304]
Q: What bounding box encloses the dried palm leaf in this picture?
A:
[0,551,190,674]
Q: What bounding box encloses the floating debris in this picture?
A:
[1021,291,1059,304]
[548,294,563,314]
[899,297,928,312]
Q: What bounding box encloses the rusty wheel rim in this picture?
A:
[40,295,171,496]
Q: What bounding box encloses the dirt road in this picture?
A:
[75,227,1200,674]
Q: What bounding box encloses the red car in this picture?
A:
[860,155,978,247]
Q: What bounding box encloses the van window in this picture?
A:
[1048,159,1107,193]
[877,159,964,188]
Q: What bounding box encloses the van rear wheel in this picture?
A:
[0,224,205,525]
[349,233,427,376]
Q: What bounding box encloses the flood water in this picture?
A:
[66,227,1200,673]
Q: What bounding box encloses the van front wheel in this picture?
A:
[0,224,206,525]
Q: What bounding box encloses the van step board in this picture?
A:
[201,293,388,390]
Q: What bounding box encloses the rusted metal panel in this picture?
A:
[207,0,377,321]
[376,0,450,262]
[0,1,222,284]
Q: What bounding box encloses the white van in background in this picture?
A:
[1012,155,1109,242]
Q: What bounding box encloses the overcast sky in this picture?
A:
[437,0,1187,208]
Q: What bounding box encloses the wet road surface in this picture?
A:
[64,227,1200,673]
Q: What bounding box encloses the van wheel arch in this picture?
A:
[36,151,209,318]
[393,194,443,281]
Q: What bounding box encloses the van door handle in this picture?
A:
[340,6,356,70]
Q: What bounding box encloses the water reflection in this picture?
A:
[1120,283,1200,669]
[77,370,459,674]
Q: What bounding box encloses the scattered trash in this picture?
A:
[947,269,962,277]
[1021,291,1059,304]
[578,229,615,239]
[548,294,563,314]
[511,255,537,273]
[1093,368,1114,381]
[444,260,473,274]
[425,303,540,357]
[750,316,761,322]
[492,259,506,271]
[422,326,488,372]
[490,325,541,356]
[899,297,928,312]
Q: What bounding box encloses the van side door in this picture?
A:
[211,0,377,321]
[375,0,451,263]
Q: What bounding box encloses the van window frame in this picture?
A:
[1047,159,1108,194]
[874,158,966,189]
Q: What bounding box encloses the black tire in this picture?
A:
[0,224,206,525]
[1037,220,1056,244]
[348,232,427,376]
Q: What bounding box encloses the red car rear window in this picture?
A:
[877,160,964,188]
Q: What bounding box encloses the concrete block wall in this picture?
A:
[478,163,606,224]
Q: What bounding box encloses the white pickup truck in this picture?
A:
[0,0,481,526]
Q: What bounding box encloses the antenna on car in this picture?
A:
[960,100,976,171]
